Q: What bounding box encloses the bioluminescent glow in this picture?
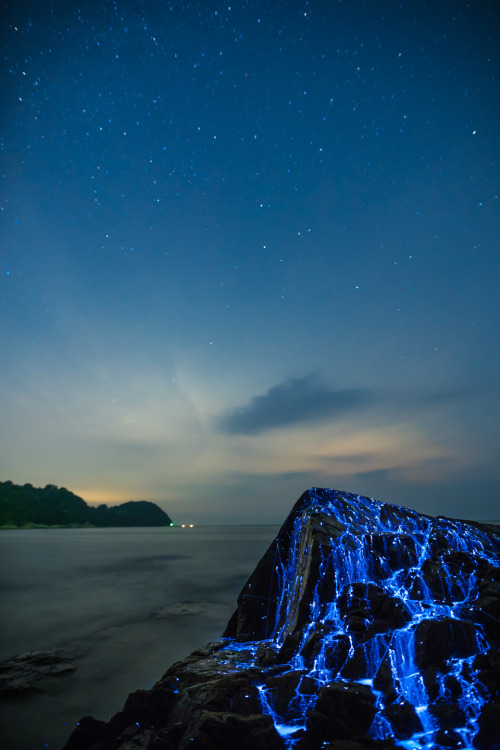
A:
[221,488,500,748]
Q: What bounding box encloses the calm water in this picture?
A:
[0,526,279,750]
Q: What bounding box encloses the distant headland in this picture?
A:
[0,481,173,528]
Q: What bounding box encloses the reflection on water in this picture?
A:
[0,525,279,750]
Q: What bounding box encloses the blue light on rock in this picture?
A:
[63,487,500,750]
[223,488,500,749]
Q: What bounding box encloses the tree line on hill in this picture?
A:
[0,481,173,528]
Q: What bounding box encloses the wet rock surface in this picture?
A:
[63,488,500,750]
[0,647,81,695]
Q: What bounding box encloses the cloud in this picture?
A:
[215,374,375,435]
[397,386,479,411]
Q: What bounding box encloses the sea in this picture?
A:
[0,525,280,750]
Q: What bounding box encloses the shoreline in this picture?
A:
[0,523,175,530]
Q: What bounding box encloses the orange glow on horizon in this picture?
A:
[73,487,140,506]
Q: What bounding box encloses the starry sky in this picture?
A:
[1,0,499,524]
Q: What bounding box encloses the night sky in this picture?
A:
[1,1,499,524]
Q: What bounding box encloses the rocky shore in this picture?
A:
[63,488,500,750]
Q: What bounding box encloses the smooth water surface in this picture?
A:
[0,525,279,750]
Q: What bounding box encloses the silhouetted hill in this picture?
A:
[0,481,173,528]
[89,500,173,527]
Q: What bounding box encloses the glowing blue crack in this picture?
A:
[227,489,499,749]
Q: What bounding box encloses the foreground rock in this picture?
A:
[64,488,500,750]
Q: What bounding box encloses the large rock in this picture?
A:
[63,488,500,750]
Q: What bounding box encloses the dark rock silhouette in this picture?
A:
[63,488,500,750]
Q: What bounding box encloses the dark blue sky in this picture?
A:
[1,0,499,523]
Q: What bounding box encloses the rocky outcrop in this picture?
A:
[63,488,500,750]
[0,647,81,695]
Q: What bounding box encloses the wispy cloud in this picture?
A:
[215,374,376,435]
